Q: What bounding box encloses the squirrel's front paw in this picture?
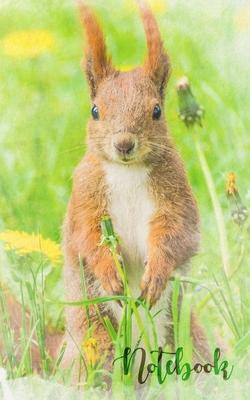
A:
[98,265,123,296]
[140,269,166,308]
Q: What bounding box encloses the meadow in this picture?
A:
[0,0,249,399]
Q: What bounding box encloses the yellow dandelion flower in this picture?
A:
[226,172,238,196]
[0,230,61,265]
[235,6,250,32]
[82,337,99,368]
[1,30,55,58]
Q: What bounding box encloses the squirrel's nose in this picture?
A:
[114,139,135,155]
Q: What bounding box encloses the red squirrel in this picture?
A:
[61,0,210,381]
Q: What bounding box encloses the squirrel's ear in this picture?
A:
[79,2,115,99]
[137,0,170,99]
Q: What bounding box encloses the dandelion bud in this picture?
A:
[100,216,119,249]
[226,173,248,226]
[226,173,238,197]
[82,338,99,368]
[176,76,204,127]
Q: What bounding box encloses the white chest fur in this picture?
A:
[103,163,171,349]
[104,162,154,296]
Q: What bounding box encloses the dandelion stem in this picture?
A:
[193,134,230,276]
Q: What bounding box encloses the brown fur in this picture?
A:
[138,0,170,97]
[79,2,115,99]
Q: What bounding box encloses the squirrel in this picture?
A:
[0,0,210,384]
[61,0,210,383]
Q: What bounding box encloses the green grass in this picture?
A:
[0,0,249,399]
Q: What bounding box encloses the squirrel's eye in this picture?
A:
[152,104,161,120]
[91,105,99,120]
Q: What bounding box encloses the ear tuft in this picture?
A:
[78,1,115,98]
[137,0,170,98]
